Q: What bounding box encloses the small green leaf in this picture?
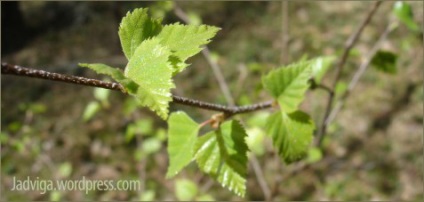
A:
[123,97,139,116]
[194,120,248,197]
[82,101,101,122]
[125,38,175,119]
[335,81,348,100]
[142,138,162,154]
[195,194,215,201]
[187,12,202,26]
[139,189,155,201]
[371,50,398,74]
[119,8,162,60]
[150,1,174,19]
[79,63,138,93]
[246,127,266,156]
[94,88,109,102]
[166,112,200,178]
[157,23,220,73]
[265,110,315,164]
[58,162,72,178]
[94,88,110,107]
[194,132,220,174]
[49,191,62,201]
[262,61,312,113]
[310,56,336,83]
[125,119,153,143]
[306,147,323,163]
[79,63,125,81]
[393,1,420,32]
[175,179,198,201]
[0,132,9,144]
[28,103,46,114]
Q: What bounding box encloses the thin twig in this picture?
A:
[173,5,273,199]
[173,3,236,106]
[316,1,382,146]
[250,155,271,201]
[1,63,273,115]
[326,22,395,125]
[316,83,333,95]
[201,48,236,106]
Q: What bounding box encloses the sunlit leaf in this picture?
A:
[246,127,266,156]
[310,56,336,83]
[194,132,220,174]
[125,38,174,119]
[265,111,315,164]
[118,8,162,60]
[166,112,199,178]
[393,1,420,32]
[79,63,138,93]
[371,50,398,74]
[262,61,312,113]
[157,23,220,73]
[194,120,248,197]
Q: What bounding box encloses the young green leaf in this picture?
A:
[141,138,162,154]
[310,56,336,84]
[194,132,221,174]
[166,112,200,178]
[306,147,323,163]
[125,38,175,119]
[157,23,220,73]
[79,63,138,93]
[393,1,420,32]
[139,190,155,201]
[82,101,101,122]
[371,50,398,74]
[194,120,248,197]
[262,61,312,113]
[265,110,315,164]
[79,63,125,81]
[119,8,162,60]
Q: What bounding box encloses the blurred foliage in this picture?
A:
[1,1,423,201]
[393,1,420,32]
[371,50,398,74]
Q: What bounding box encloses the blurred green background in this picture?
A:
[1,1,423,201]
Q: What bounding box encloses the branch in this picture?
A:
[316,1,382,146]
[326,21,396,126]
[281,0,289,64]
[1,63,273,115]
[173,3,236,106]
[250,155,271,201]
